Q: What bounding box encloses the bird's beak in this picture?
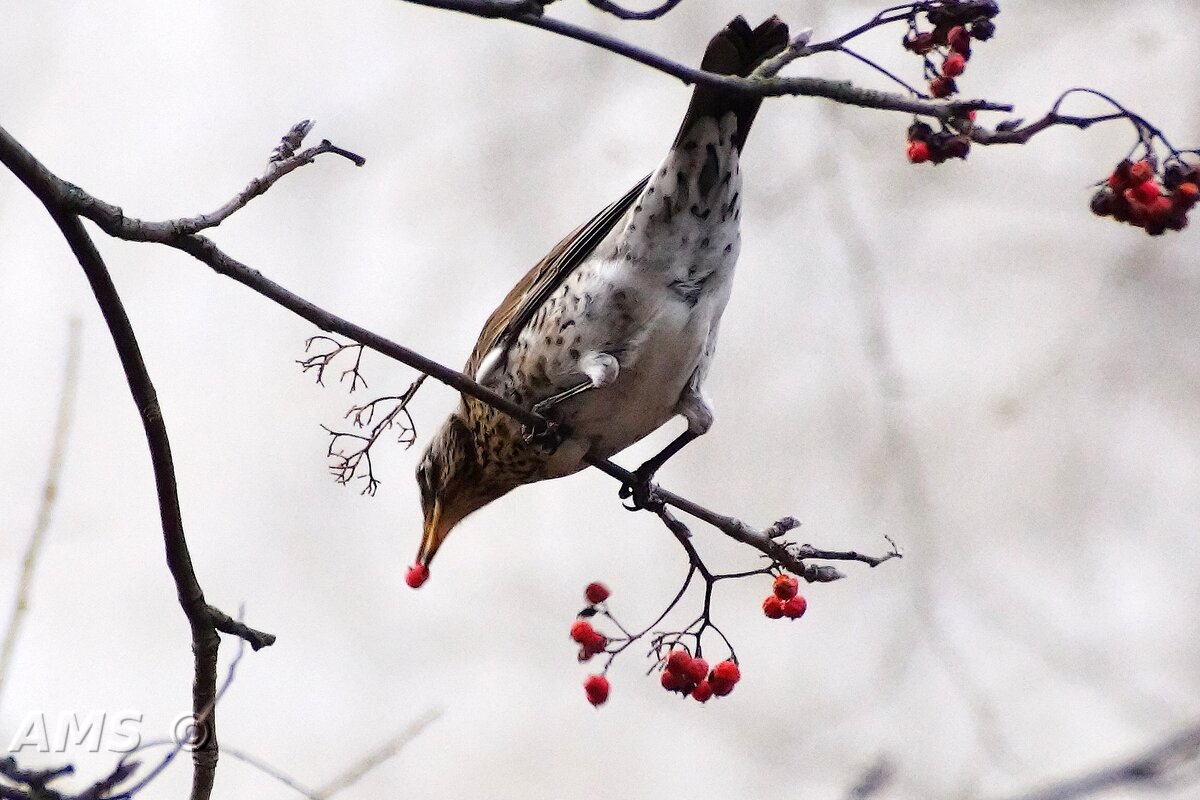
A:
[416,499,448,567]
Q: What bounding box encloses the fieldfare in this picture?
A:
[414,15,790,571]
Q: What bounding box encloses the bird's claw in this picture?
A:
[619,469,663,512]
[521,418,564,451]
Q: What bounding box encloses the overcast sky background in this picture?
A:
[2,1,1199,798]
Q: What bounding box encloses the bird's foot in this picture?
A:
[619,467,664,512]
[521,418,566,452]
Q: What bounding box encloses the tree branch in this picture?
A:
[400,0,1011,118]
[45,209,223,800]
[0,121,896,583]
[2,127,276,800]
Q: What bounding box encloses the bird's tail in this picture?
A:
[674,16,790,152]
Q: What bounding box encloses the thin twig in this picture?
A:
[311,708,443,799]
[1000,722,1200,800]
[0,316,80,712]
[585,0,683,21]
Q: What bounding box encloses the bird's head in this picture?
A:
[413,411,496,570]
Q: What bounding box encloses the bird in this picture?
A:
[412,15,790,576]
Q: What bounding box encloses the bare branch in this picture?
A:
[0,316,80,712]
[207,605,276,651]
[311,708,443,799]
[0,121,896,584]
[401,0,1010,118]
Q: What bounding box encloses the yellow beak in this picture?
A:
[416,500,447,567]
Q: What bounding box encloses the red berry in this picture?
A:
[1128,160,1154,184]
[661,669,687,692]
[583,674,610,707]
[907,140,931,164]
[584,582,610,604]
[947,25,971,55]
[665,650,692,674]
[1148,195,1174,222]
[709,661,740,696]
[929,77,956,98]
[773,575,799,600]
[684,657,708,684]
[691,680,714,703]
[405,564,429,589]
[712,660,740,685]
[903,31,936,54]
[1133,179,1161,205]
[782,595,808,619]
[570,620,595,643]
[942,53,966,78]
[762,595,785,619]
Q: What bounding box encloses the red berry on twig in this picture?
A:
[709,660,741,696]
[773,574,800,600]
[782,595,808,619]
[1132,179,1160,205]
[570,619,596,643]
[762,595,785,619]
[661,669,687,692]
[1128,160,1154,184]
[584,674,610,707]
[903,31,937,54]
[585,582,610,604]
[929,77,956,98]
[947,25,971,55]
[691,680,714,703]
[685,657,709,684]
[942,53,966,78]
[665,649,692,675]
[907,140,931,164]
[712,660,740,685]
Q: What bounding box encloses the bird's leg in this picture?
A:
[619,430,700,511]
[523,352,619,447]
[531,379,594,417]
[620,385,714,511]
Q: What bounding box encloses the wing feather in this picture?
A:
[465,175,650,377]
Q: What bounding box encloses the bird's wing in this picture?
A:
[465,174,650,378]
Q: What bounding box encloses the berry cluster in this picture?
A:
[902,2,997,100]
[570,581,612,662]
[906,120,971,165]
[761,574,808,619]
[570,618,608,661]
[572,582,615,706]
[659,650,741,703]
[1091,158,1198,235]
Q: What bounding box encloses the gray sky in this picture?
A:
[2,1,1199,798]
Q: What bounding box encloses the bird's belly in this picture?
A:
[553,273,727,461]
